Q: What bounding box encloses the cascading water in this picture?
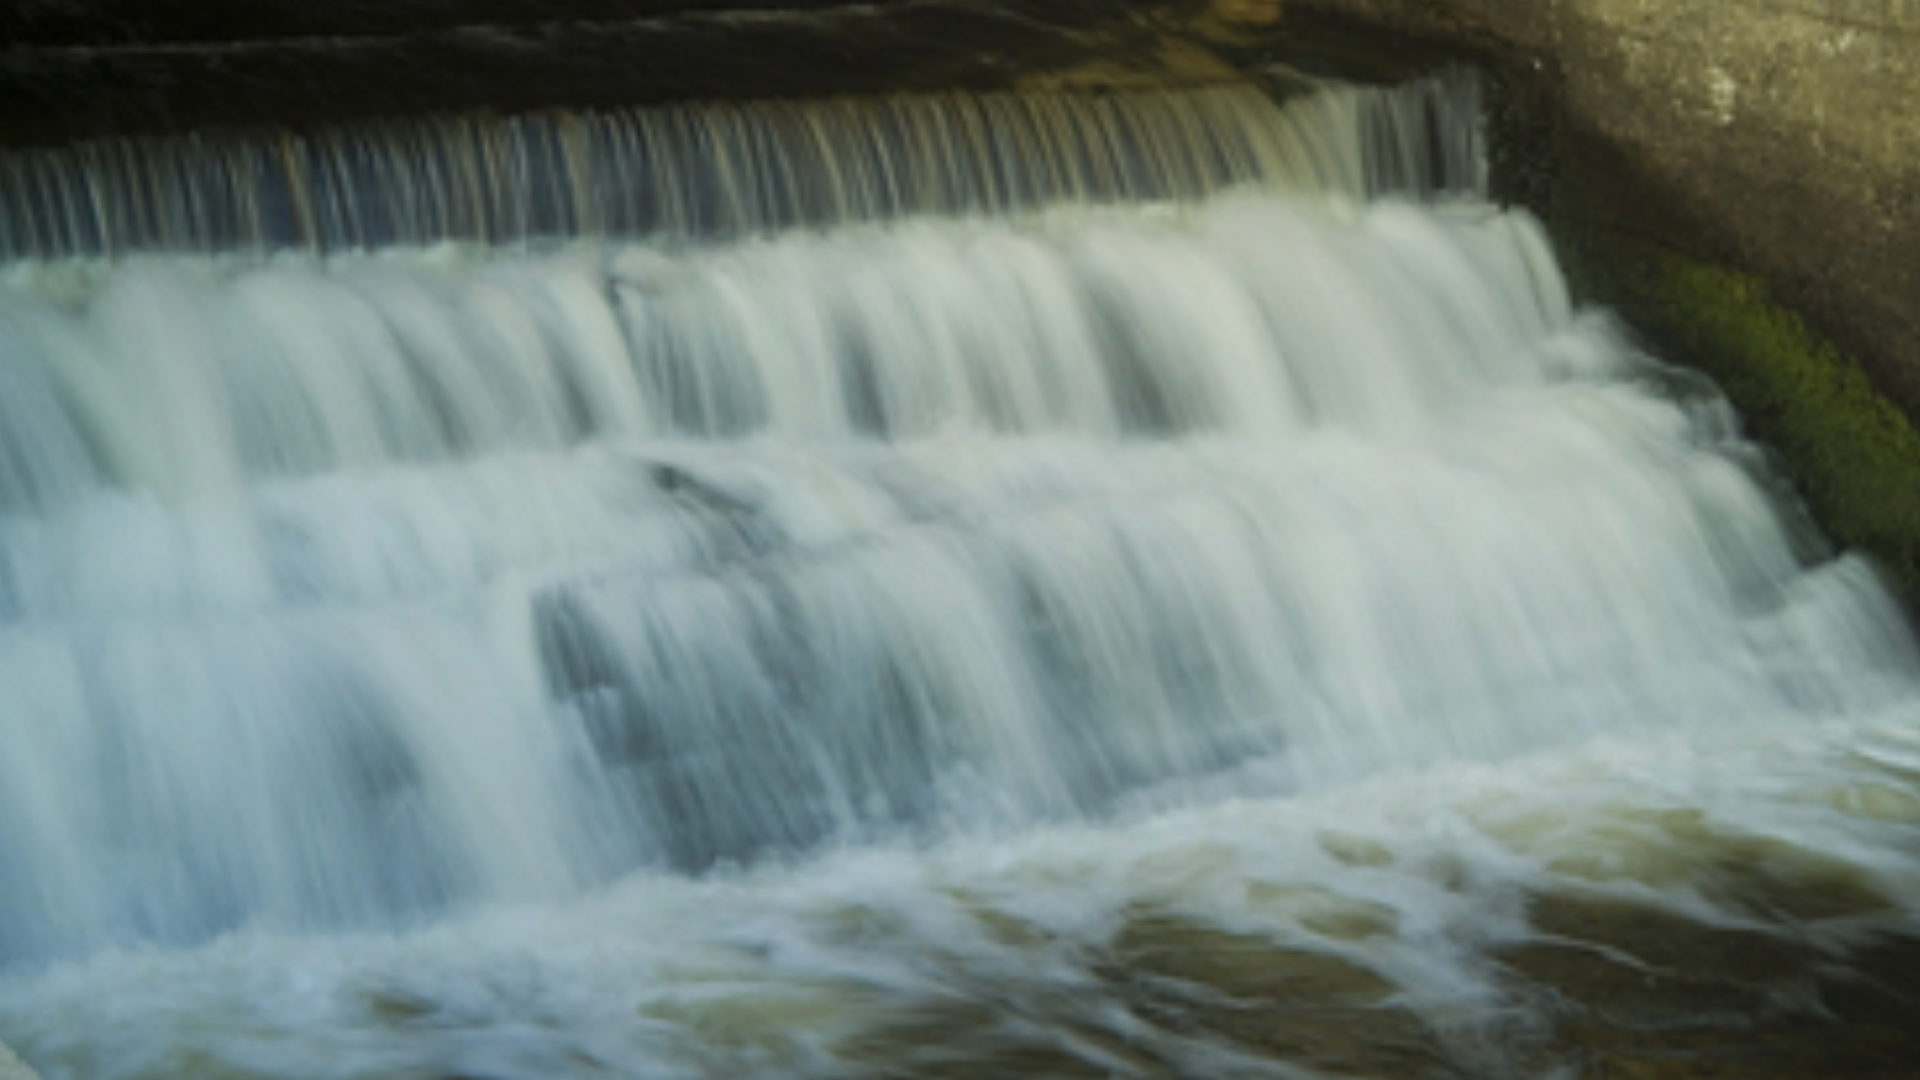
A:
[3,75,1919,1080]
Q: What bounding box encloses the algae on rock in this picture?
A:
[1562,231,1920,594]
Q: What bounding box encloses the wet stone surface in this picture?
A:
[1500,898,1920,1079]
[838,896,1920,1079]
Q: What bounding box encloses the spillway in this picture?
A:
[3,75,1919,1080]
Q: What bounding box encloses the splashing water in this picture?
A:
[2,76,1918,1080]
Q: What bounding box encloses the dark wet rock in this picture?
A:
[1499,894,1920,1080]
[828,898,1920,1079]
[0,1,1186,146]
[2,0,880,46]
[1105,917,1462,1078]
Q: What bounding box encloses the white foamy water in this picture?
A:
[2,79,1918,1079]
[8,711,1920,1080]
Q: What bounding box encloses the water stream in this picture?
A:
[3,76,1918,1079]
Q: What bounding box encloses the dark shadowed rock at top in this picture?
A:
[0,0,1188,146]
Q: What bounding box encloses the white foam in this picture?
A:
[2,79,1917,1080]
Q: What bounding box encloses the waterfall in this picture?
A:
[2,73,1918,1080]
[0,80,1481,261]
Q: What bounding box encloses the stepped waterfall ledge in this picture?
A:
[5,77,1920,1080]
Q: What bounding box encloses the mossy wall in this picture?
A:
[1561,231,1920,593]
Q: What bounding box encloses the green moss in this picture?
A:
[1565,232,1920,594]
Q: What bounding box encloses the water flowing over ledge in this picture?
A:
[3,74,1919,1080]
[0,76,1482,261]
